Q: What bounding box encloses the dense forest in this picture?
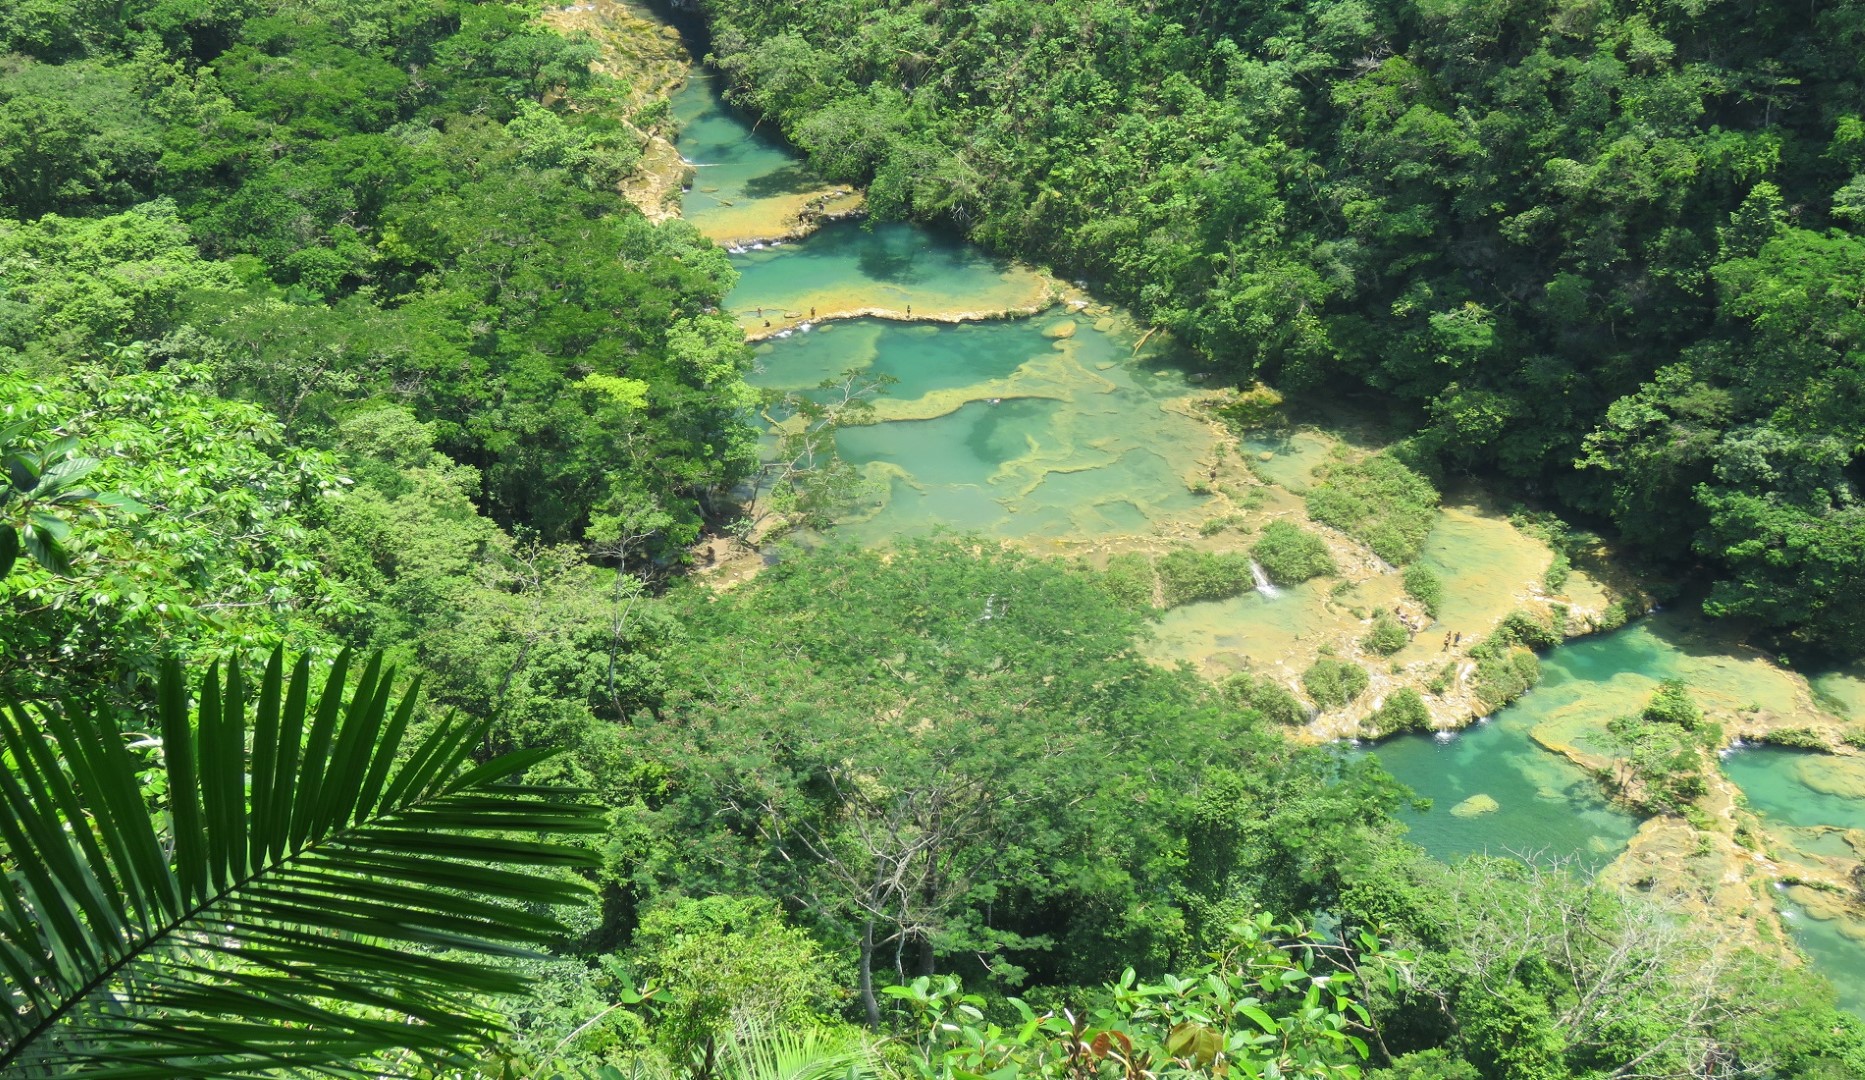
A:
[3,0,1865,1077]
[701,0,1865,656]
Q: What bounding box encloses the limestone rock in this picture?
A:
[1450,793,1500,817]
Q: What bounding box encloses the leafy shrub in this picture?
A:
[1607,725,1707,814]
[634,896,847,1063]
[1402,564,1443,618]
[1760,728,1828,749]
[1303,658,1369,710]
[1472,648,1540,711]
[1603,683,1720,813]
[1474,609,1562,656]
[1304,454,1439,565]
[1363,614,1409,656]
[1544,551,1572,592]
[1641,679,1702,729]
[1156,547,1253,607]
[1221,672,1306,726]
[1367,689,1432,737]
[1099,552,1158,610]
[1251,521,1336,585]
[1372,1049,1480,1080]
[1596,596,1643,632]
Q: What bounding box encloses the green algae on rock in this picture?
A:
[1449,793,1500,817]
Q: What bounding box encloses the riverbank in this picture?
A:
[644,19,1865,1006]
[539,0,694,221]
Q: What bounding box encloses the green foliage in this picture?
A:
[0,419,137,580]
[1606,682,1712,813]
[1401,565,1443,619]
[0,648,603,1075]
[0,0,755,557]
[1252,521,1336,586]
[1305,455,1439,566]
[1342,854,1865,1080]
[698,0,1865,653]
[0,200,237,363]
[1642,678,1703,729]
[709,1024,881,1080]
[1156,546,1253,607]
[1371,1049,1479,1080]
[1473,609,1563,657]
[632,536,1407,998]
[1471,648,1540,712]
[1303,658,1369,711]
[1,361,347,704]
[1759,728,1829,749]
[1363,613,1409,656]
[1367,688,1431,738]
[884,917,1386,1080]
[1221,672,1306,726]
[1098,551,1160,611]
[632,897,848,1068]
[1459,983,1569,1080]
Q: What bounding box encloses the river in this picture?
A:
[664,53,1865,1011]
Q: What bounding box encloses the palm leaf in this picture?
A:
[713,1022,880,1080]
[0,647,605,1078]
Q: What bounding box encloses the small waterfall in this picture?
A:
[1250,561,1280,598]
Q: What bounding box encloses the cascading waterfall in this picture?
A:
[1250,560,1280,598]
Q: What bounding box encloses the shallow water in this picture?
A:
[729,222,1054,334]
[1366,615,1845,864]
[673,75,844,244]
[1238,430,1335,491]
[1812,665,1865,720]
[1413,508,1551,638]
[1363,633,1647,868]
[1723,747,1865,1011]
[749,315,1218,544]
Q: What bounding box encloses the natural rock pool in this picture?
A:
[672,61,1865,1011]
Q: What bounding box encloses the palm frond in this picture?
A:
[713,1023,881,1080]
[0,648,605,1078]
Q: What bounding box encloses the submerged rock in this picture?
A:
[1450,793,1501,817]
[1043,319,1078,339]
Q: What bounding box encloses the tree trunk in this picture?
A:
[917,934,935,977]
[858,919,880,1029]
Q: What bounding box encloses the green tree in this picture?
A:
[1253,521,1337,586]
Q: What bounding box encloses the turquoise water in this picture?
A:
[673,75,824,234]
[728,221,1051,330]
[753,319,1025,394]
[1365,634,1645,867]
[1721,746,1865,1011]
[1724,747,1865,835]
[1369,615,1835,866]
[1776,894,1865,1013]
[747,316,1215,543]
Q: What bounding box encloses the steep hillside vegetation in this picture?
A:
[699,0,1865,656]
